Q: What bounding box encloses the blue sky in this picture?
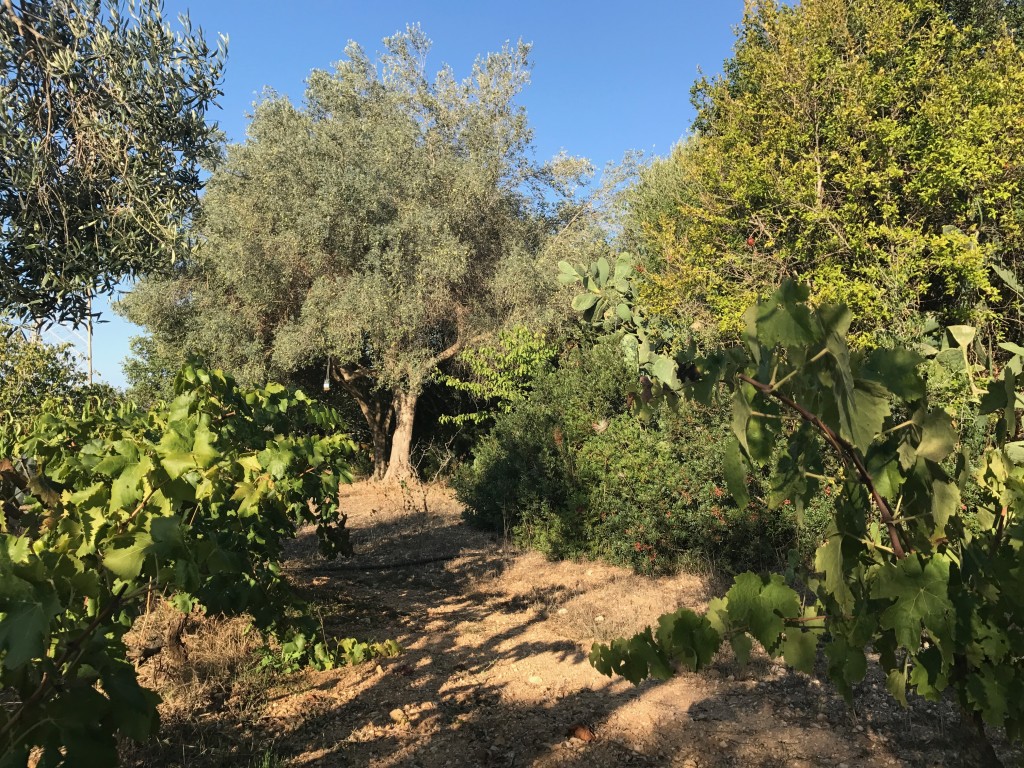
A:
[86,0,745,387]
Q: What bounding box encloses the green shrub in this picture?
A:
[456,338,832,575]
[453,336,630,532]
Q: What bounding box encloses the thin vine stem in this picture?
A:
[737,373,908,559]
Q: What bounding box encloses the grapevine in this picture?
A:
[565,257,1024,760]
[0,365,395,766]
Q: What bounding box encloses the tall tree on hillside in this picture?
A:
[123,27,581,480]
[0,0,224,326]
[625,0,1024,347]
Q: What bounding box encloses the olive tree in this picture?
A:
[123,27,579,480]
[0,0,224,326]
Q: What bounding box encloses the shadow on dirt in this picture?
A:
[123,488,1021,768]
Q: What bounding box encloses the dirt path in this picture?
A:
[131,482,1017,768]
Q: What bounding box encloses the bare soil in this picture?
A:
[124,482,1019,768]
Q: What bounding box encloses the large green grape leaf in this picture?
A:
[915,410,956,463]
[814,534,854,612]
[749,283,818,348]
[101,666,161,741]
[872,555,953,650]
[101,532,154,581]
[0,600,52,668]
[860,348,925,402]
[655,608,721,672]
[109,456,154,513]
[782,629,819,673]
[723,437,750,510]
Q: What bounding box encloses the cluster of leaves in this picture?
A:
[624,0,1024,346]
[1,0,225,326]
[0,365,394,766]
[440,326,557,426]
[0,324,122,433]
[574,266,1024,751]
[0,325,86,427]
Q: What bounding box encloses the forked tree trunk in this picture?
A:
[382,388,419,483]
[332,367,394,479]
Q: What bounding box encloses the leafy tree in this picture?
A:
[626,0,1024,347]
[0,326,86,424]
[121,335,181,407]
[0,0,225,326]
[122,26,580,481]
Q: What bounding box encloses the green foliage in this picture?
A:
[0,0,225,326]
[440,326,557,426]
[453,337,631,535]
[0,365,388,765]
[625,0,1024,346]
[571,408,812,574]
[121,335,182,408]
[455,337,824,574]
[0,325,123,438]
[941,0,1024,39]
[579,275,1024,747]
[0,326,87,426]
[121,26,582,479]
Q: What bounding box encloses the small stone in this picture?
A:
[528,675,544,685]
[389,708,407,723]
[375,664,384,676]
[557,608,568,615]
[594,615,605,623]
[855,725,865,732]
[726,674,735,682]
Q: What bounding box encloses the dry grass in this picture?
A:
[121,601,280,767]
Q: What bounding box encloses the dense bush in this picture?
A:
[0,326,121,429]
[455,337,831,574]
[453,336,629,535]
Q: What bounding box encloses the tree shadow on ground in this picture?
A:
[124,490,1021,768]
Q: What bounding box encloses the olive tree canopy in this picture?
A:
[0,0,224,326]
[123,27,581,480]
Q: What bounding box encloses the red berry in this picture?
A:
[746,236,755,247]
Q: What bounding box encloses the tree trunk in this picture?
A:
[332,366,394,479]
[382,388,419,483]
[368,417,391,480]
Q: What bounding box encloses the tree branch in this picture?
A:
[737,373,908,559]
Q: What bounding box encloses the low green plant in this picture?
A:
[0,365,390,766]
[456,328,826,574]
[453,336,630,533]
